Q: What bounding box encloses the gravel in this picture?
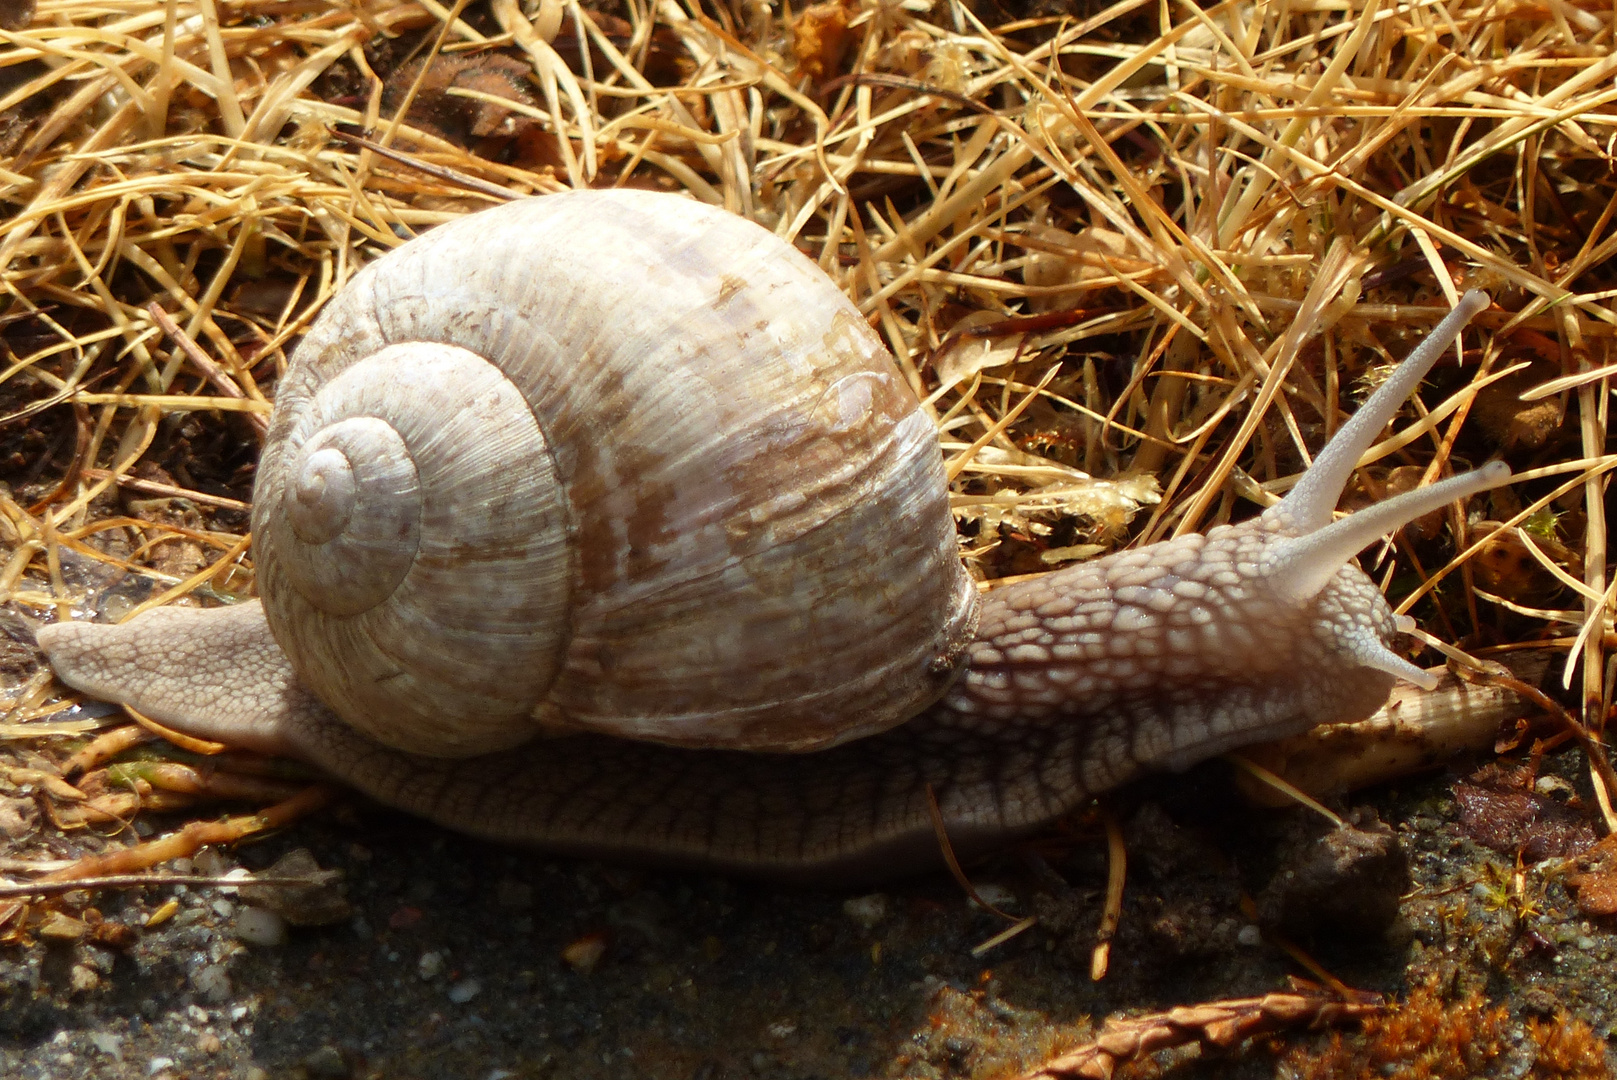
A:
[2,748,1615,1078]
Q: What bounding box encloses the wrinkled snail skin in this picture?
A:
[36,190,1512,881]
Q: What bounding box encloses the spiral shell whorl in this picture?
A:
[278,412,419,614]
[286,440,360,546]
[255,190,978,757]
[257,343,570,757]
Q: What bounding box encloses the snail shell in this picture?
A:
[254,190,977,758]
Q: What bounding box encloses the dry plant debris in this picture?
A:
[1567,831,1617,917]
[1017,989,1382,1079]
[1281,977,1612,1080]
[0,0,1614,1073]
[1455,759,1599,863]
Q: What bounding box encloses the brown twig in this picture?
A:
[45,785,334,885]
[0,873,333,900]
[63,724,157,777]
[79,469,251,512]
[925,782,1021,922]
[146,302,270,441]
[1090,804,1125,980]
[1018,990,1382,1079]
[328,127,522,203]
[0,785,335,930]
[124,705,228,756]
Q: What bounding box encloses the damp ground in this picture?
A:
[2,743,1616,1079]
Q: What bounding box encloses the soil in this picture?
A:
[2,736,1615,1080]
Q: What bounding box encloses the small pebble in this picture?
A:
[192,850,230,877]
[145,899,181,928]
[970,884,1018,911]
[417,951,445,980]
[218,868,254,894]
[561,932,608,973]
[233,906,288,947]
[69,964,101,993]
[1535,775,1575,799]
[447,978,482,1004]
[37,911,88,942]
[191,964,232,1003]
[198,1032,223,1054]
[842,894,889,930]
[89,1032,122,1060]
[1237,924,1263,947]
[211,899,236,918]
[302,1045,349,1078]
[148,1058,175,1075]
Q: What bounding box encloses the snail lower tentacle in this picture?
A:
[35,191,1513,880]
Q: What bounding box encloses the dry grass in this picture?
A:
[0,0,1611,937]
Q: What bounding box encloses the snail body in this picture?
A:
[38,191,1510,880]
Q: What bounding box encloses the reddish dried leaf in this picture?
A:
[1453,763,1597,861]
[1568,834,1617,917]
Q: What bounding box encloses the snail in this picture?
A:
[36,190,1511,881]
